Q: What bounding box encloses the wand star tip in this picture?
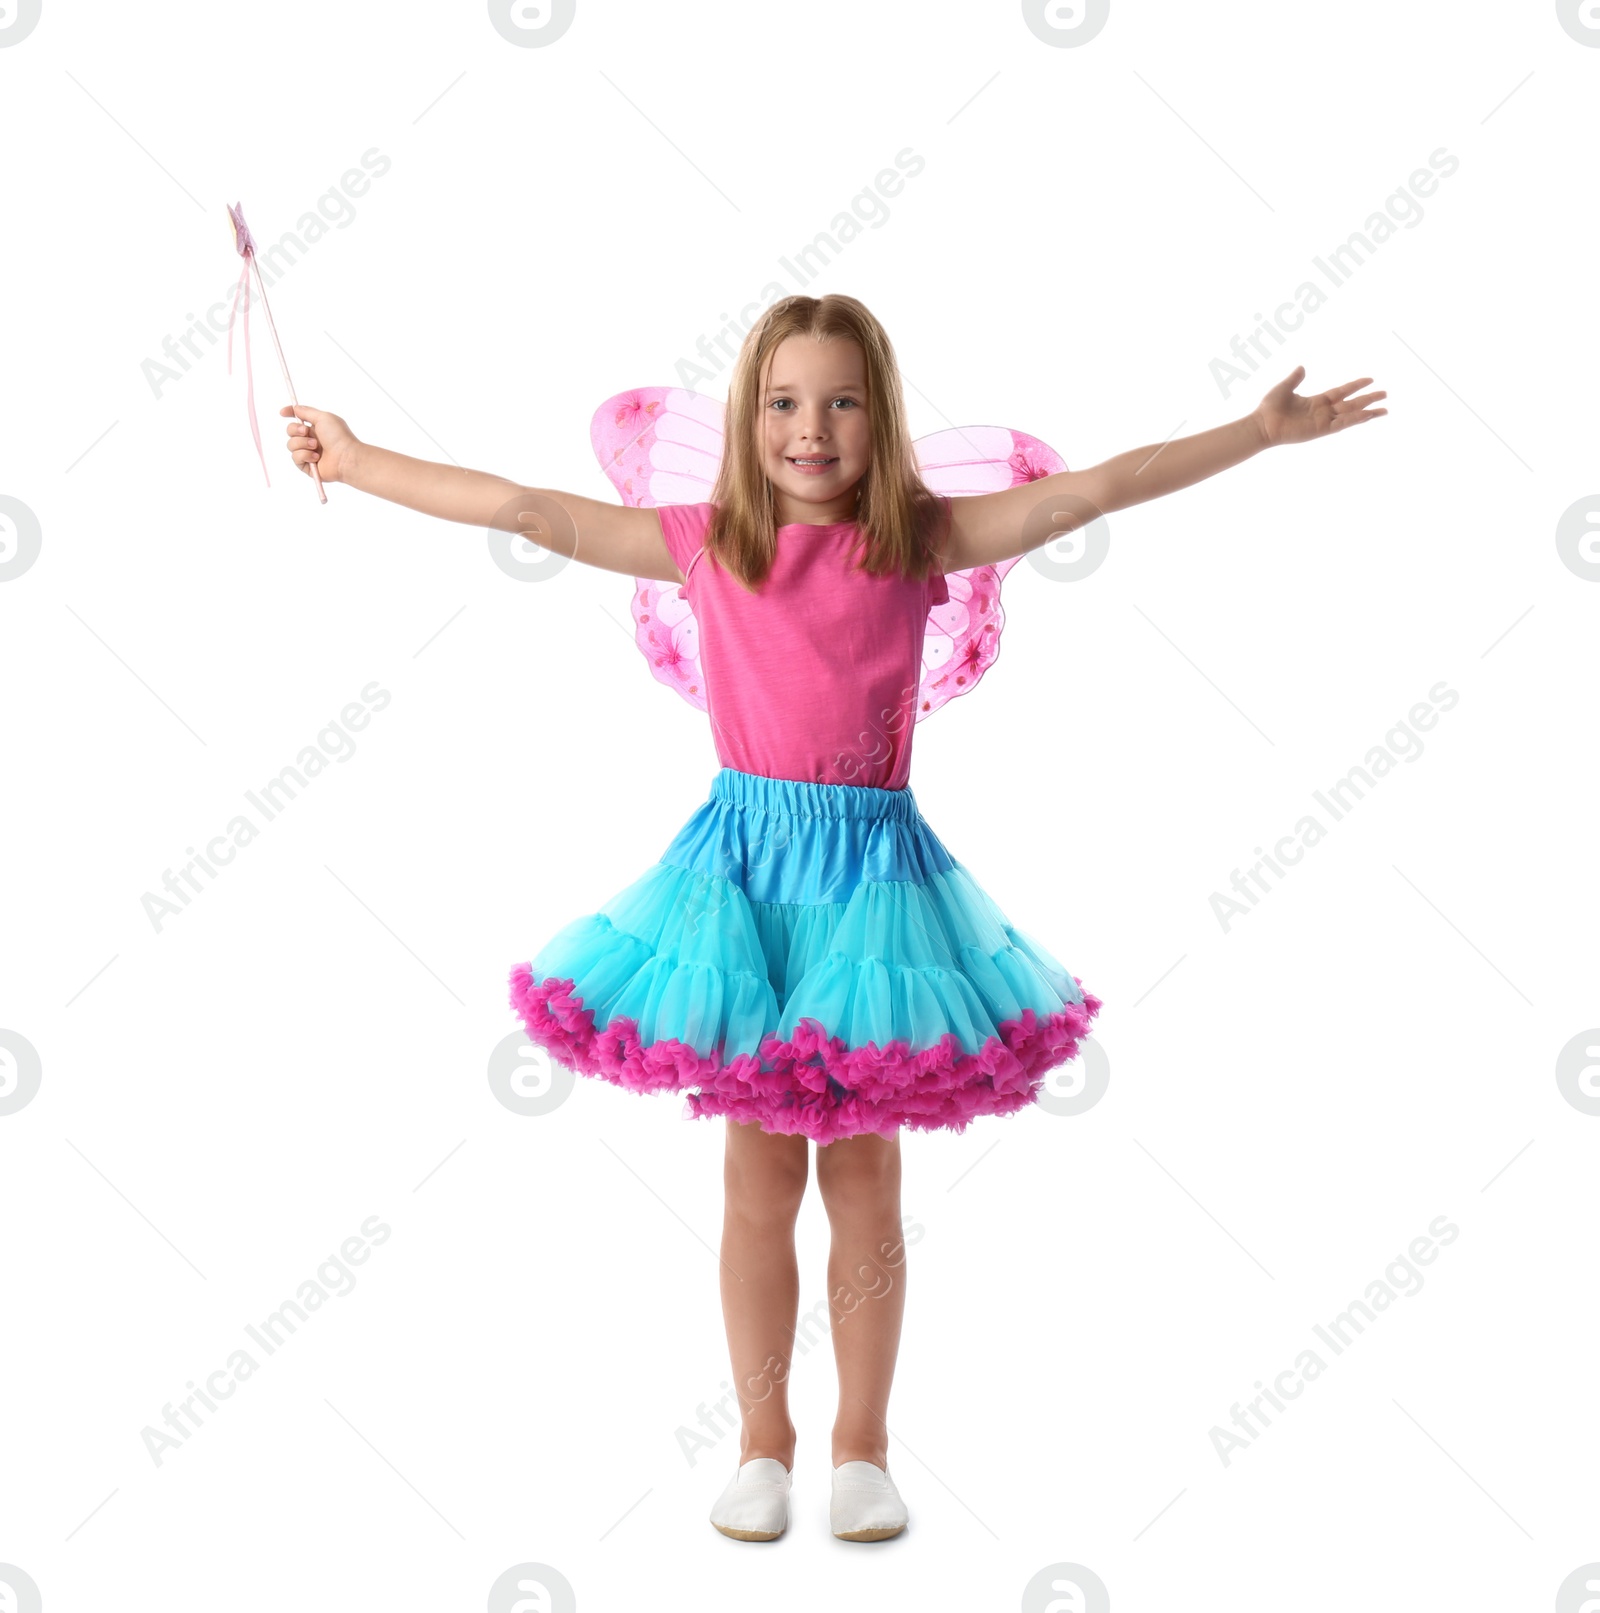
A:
[227,201,256,258]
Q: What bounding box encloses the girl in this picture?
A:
[281,295,1384,1544]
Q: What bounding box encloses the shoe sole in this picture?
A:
[833,1523,906,1541]
[712,1521,786,1541]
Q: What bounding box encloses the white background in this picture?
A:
[1,0,1595,1607]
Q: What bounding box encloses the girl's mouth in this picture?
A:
[787,456,838,475]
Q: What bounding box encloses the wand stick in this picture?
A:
[226,202,326,504]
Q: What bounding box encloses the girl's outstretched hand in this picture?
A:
[1253,366,1387,448]
[280,404,360,484]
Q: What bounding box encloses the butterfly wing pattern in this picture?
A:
[593,387,1066,723]
[907,425,1066,719]
[592,386,724,712]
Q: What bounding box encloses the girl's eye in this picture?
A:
[769,398,859,410]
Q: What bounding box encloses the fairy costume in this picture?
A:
[508,387,1101,1144]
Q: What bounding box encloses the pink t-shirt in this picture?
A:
[655,501,951,791]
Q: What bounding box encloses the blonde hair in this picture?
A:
[705,294,949,593]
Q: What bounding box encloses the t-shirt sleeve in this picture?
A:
[655,502,715,585]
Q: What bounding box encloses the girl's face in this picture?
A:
[760,334,872,525]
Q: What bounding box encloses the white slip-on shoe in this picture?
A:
[830,1459,908,1541]
[709,1457,792,1541]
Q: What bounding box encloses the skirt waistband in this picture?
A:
[710,766,921,824]
[669,766,948,902]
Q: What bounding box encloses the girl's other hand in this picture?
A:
[280,404,359,484]
[1253,366,1387,448]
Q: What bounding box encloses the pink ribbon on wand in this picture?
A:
[226,202,326,504]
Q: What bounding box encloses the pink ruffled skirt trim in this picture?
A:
[509,962,1102,1146]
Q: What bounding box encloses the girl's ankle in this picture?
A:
[830,1439,888,1468]
[739,1424,797,1468]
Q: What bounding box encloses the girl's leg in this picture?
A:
[720,1117,810,1468]
[814,1130,906,1468]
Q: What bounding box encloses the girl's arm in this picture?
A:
[279,404,683,584]
[939,366,1387,573]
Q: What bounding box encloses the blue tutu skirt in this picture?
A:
[509,766,1101,1144]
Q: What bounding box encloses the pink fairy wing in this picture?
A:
[910,426,1068,721]
[590,387,726,712]
[596,389,1068,724]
